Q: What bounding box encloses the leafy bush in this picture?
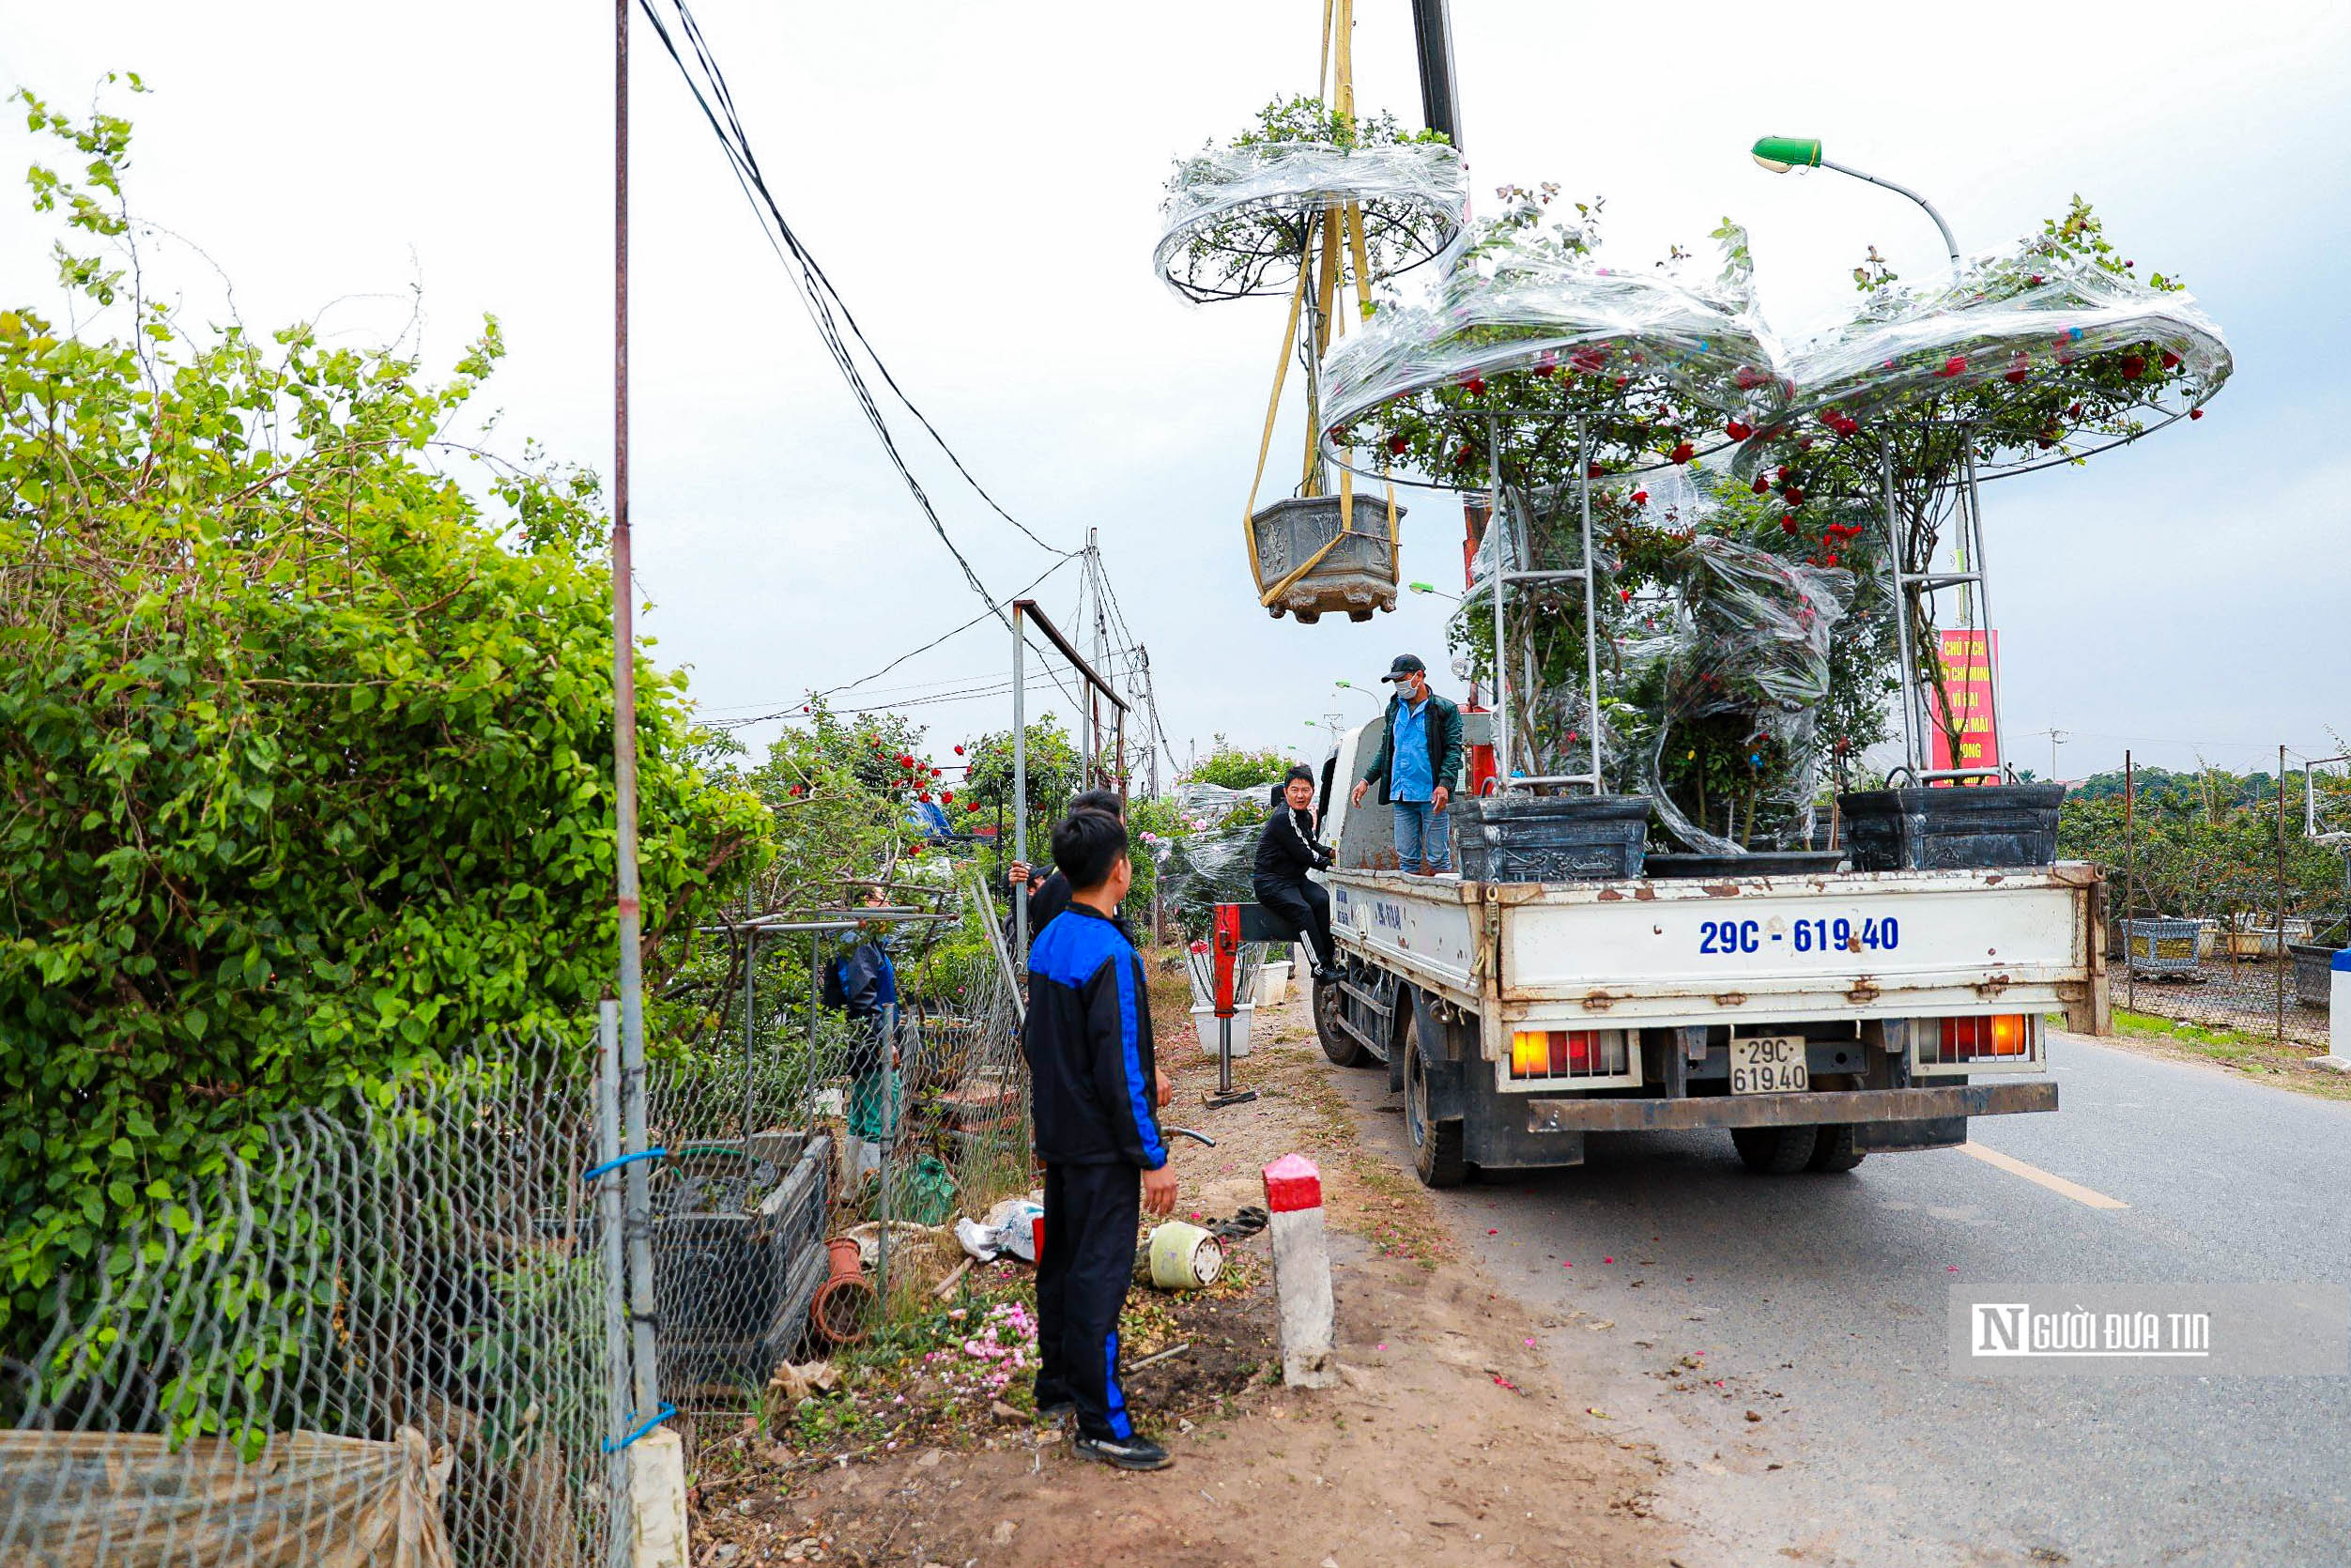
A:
[0,93,764,1385]
[1187,737,1298,792]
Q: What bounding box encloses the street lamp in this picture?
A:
[1331,679,1383,707]
[1749,135,1960,280]
[1406,580,1461,603]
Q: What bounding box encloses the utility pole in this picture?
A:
[2035,727,2070,785]
[611,0,662,1451]
[1137,647,1160,797]
[1088,528,1112,792]
[611,0,640,1127]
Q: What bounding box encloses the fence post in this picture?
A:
[597,1003,634,1568]
[807,930,822,1130]
[743,926,759,1143]
[622,986,662,1426]
[2277,747,2289,1042]
[620,990,688,1568]
[878,999,897,1311]
[2123,750,2135,1016]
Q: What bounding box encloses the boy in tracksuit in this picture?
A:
[1022,808,1179,1471]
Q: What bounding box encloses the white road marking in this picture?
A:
[1959,1141,2128,1210]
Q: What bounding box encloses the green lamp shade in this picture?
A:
[1751,135,1822,173]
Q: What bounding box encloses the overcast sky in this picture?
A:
[4,1,2346,786]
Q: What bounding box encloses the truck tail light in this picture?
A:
[1935,1013,2033,1064]
[1509,1029,1627,1079]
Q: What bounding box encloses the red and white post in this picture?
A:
[1263,1154,1338,1389]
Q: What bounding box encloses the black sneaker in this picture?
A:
[1073,1433,1173,1471]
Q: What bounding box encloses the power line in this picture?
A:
[636,0,1063,634]
[821,556,1076,699]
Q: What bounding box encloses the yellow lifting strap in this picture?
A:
[1245,0,1397,612]
[1241,264,1310,594]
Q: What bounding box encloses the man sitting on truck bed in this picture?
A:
[1350,653,1463,876]
[1254,764,1342,983]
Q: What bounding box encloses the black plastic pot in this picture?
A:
[1646,851,1846,880]
[2289,943,2341,1009]
[1838,784,2064,872]
[1452,793,1649,883]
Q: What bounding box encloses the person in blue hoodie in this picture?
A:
[1022,808,1178,1471]
[825,888,899,1187]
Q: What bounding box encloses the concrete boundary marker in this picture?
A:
[1264,1154,1338,1389]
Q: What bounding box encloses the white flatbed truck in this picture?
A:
[1308,720,2107,1186]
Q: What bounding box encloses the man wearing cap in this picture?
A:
[1349,654,1464,876]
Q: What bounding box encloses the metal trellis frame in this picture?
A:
[1010,598,1130,956]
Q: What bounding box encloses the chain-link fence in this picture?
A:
[2066,753,2351,1048]
[0,873,1032,1562]
[651,869,1033,1462]
[0,1049,623,1568]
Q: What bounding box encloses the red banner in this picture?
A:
[1928,629,1999,776]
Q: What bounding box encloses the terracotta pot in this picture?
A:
[809,1272,877,1347]
[827,1237,863,1281]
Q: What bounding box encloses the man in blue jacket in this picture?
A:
[1022,808,1178,1471]
[1349,653,1465,875]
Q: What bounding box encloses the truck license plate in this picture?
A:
[1730,1036,1808,1095]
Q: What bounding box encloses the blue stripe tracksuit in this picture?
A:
[1022,902,1164,1440]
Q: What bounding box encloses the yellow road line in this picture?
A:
[1959,1141,2129,1210]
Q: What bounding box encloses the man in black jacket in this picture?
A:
[1022,809,1178,1471]
[1006,788,1124,949]
[1349,653,1465,875]
[1253,765,1340,983]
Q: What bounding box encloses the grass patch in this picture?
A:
[2091,1008,2351,1102]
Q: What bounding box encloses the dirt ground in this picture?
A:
[684,954,1684,1567]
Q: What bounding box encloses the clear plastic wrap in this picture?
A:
[1629,535,1852,854]
[1174,780,1281,827]
[1320,212,1790,479]
[1154,140,1468,303]
[1744,234,2231,478]
[1156,821,1265,932]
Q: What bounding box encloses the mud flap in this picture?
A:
[1854,1116,1966,1152]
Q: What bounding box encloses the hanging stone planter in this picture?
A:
[1251,492,1402,623]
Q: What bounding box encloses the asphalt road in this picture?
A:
[1334,1031,2351,1567]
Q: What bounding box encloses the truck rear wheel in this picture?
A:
[1403,1008,1467,1188]
[1730,1125,1819,1175]
[1314,976,1369,1068]
[1806,1124,1866,1173]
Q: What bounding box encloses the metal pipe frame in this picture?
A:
[1013,606,1027,956]
[1882,435,2010,785]
[1485,413,1605,798]
[1011,597,1131,962]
